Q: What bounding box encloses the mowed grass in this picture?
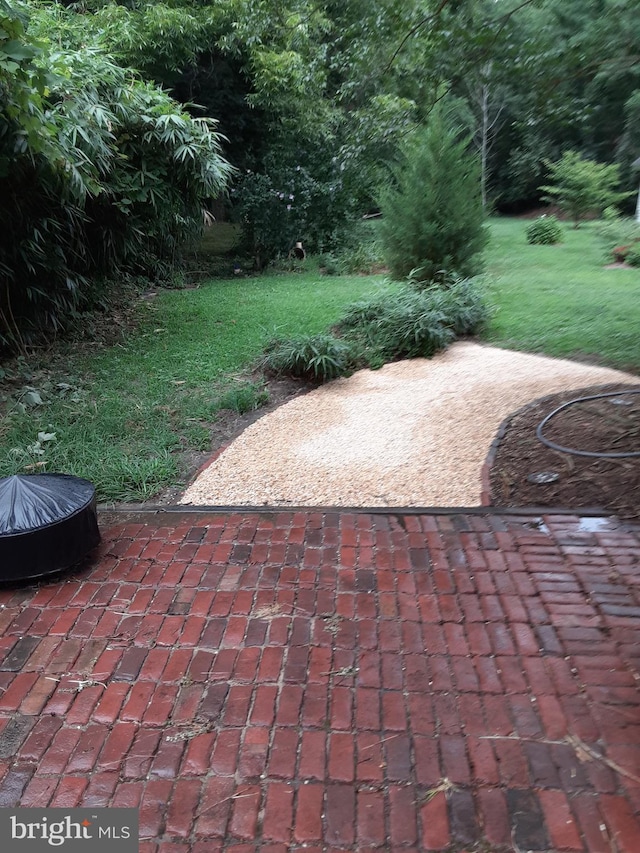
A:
[0,271,387,501]
[483,217,640,372]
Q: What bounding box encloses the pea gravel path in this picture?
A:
[180,342,640,508]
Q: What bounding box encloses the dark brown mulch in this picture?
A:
[489,383,640,519]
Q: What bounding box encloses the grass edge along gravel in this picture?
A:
[0,271,390,502]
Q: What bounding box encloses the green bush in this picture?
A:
[259,269,488,382]
[355,294,455,360]
[318,221,384,276]
[337,220,385,274]
[319,253,344,276]
[525,216,563,245]
[626,245,640,267]
[230,152,359,271]
[540,151,633,228]
[262,333,353,382]
[337,278,487,363]
[377,112,488,284]
[426,279,489,336]
[595,215,640,262]
[340,241,384,275]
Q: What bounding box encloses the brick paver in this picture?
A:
[1,509,639,851]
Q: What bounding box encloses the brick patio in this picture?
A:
[1,508,640,852]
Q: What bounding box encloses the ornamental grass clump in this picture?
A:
[261,333,353,382]
[337,277,488,364]
[260,275,488,382]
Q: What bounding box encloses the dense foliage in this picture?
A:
[337,277,488,366]
[34,1,640,229]
[0,1,231,349]
[263,273,488,382]
[230,159,346,269]
[262,333,352,382]
[540,152,631,227]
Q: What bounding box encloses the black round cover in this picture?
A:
[0,474,100,582]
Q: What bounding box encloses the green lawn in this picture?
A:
[0,271,387,501]
[2,216,638,502]
[483,217,640,372]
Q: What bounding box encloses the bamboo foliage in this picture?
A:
[0,2,232,350]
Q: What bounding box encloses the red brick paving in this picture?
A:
[0,509,640,851]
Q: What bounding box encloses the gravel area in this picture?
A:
[180,342,640,507]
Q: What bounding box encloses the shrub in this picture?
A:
[540,151,633,228]
[626,245,640,267]
[337,278,487,363]
[525,216,563,245]
[230,151,359,272]
[356,294,455,360]
[340,241,385,275]
[425,279,489,336]
[262,333,352,382]
[260,277,488,380]
[319,254,344,276]
[602,206,621,222]
[337,220,385,274]
[377,112,488,284]
[594,216,640,263]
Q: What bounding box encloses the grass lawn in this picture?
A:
[0,270,388,501]
[1,215,638,503]
[483,217,640,372]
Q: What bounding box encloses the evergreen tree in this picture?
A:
[378,112,488,283]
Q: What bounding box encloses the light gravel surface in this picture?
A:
[180,342,640,507]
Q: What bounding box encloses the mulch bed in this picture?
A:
[488,382,640,519]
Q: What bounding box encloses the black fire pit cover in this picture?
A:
[0,474,100,582]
